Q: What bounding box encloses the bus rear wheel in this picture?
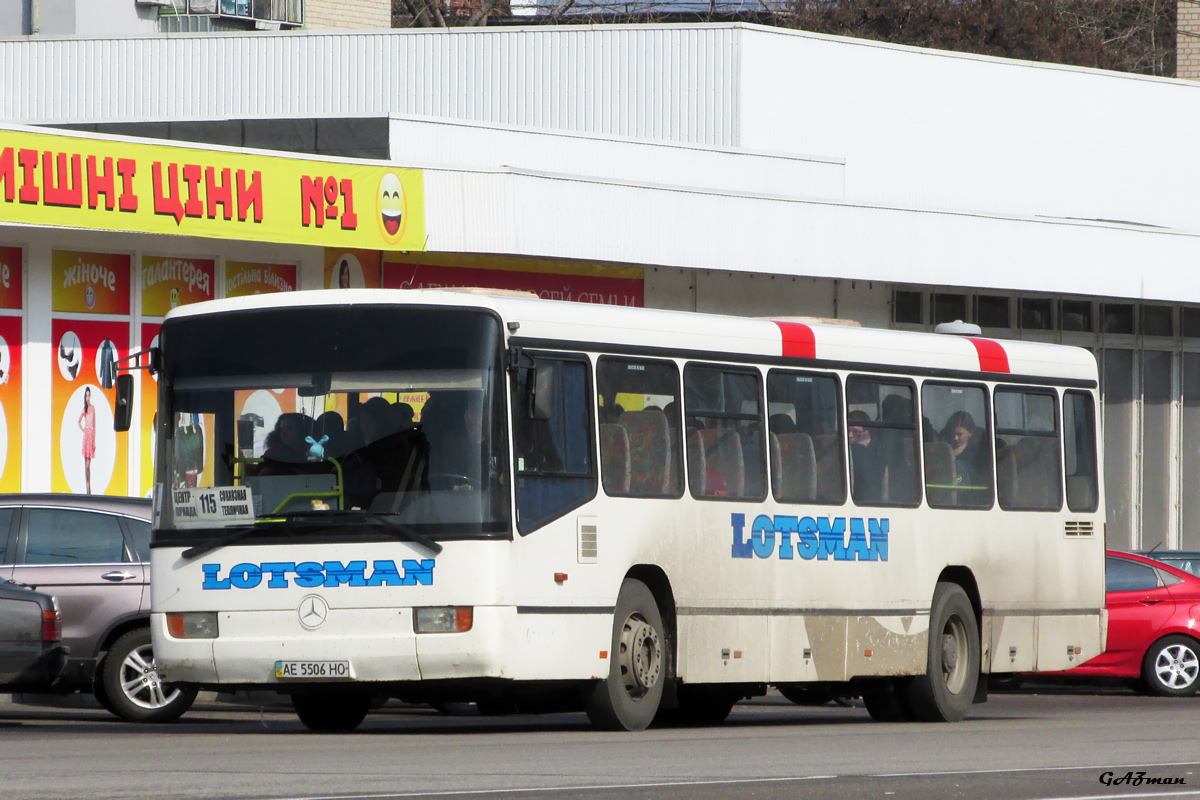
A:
[292,690,372,732]
[586,578,666,731]
[905,582,979,722]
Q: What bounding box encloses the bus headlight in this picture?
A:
[414,607,473,633]
[166,612,219,639]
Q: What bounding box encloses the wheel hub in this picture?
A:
[1156,644,1199,690]
[940,617,968,694]
[122,644,181,710]
[619,614,662,697]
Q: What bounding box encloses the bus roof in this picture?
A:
[166,289,1098,384]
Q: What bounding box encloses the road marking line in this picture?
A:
[266,775,838,800]
[1034,793,1200,800]
[874,761,1200,778]
[264,762,1200,800]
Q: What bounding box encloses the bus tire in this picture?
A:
[906,582,979,722]
[292,690,372,732]
[862,679,914,722]
[1141,635,1200,697]
[586,578,666,731]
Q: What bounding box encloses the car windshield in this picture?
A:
[153,304,509,541]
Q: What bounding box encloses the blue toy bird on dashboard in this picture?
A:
[305,435,329,461]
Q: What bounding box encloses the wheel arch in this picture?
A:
[95,614,150,661]
[936,566,981,634]
[625,564,677,669]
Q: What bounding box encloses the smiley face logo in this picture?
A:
[85,286,96,309]
[377,172,407,245]
[169,287,180,308]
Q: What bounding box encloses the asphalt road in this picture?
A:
[2,684,1198,800]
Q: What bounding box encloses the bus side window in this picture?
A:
[1064,391,1099,513]
[766,369,845,505]
[845,377,920,508]
[595,357,683,498]
[994,388,1062,511]
[920,382,994,510]
[684,364,766,501]
[511,357,597,534]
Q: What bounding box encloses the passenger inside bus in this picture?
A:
[261,413,312,464]
[941,410,986,490]
[848,409,885,504]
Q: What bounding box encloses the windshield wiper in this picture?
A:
[181,524,272,561]
[179,512,444,561]
[274,510,443,556]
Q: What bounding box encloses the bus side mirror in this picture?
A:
[528,363,556,421]
[114,374,134,432]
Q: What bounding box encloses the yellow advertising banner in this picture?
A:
[142,255,215,316]
[52,250,131,315]
[226,261,296,298]
[0,127,425,251]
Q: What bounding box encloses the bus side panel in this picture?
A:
[986,614,1037,673]
[676,615,770,683]
[767,616,823,682]
[844,615,929,678]
[508,612,612,681]
[1035,613,1105,672]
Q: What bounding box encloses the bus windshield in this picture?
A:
[154,304,509,540]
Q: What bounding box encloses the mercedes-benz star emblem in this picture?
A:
[297,595,329,630]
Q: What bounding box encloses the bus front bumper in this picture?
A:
[150,606,515,685]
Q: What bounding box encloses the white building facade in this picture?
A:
[1,23,1198,550]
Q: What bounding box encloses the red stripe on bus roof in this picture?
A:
[775,321,816,359]
[967,337,1010,373]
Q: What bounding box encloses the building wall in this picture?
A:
[304,0,391,29]
[1180,0,1200,81]
[739,27,1200,233]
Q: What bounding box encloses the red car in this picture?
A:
[1059,550,1200,696]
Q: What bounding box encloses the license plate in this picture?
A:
[275,660,351,679]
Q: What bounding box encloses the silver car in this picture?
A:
[0,494,196,722]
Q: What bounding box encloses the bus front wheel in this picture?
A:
[906,582,979,722]
[292,690,372,732]
[586,579,666,731]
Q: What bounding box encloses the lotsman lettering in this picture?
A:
[751,514,775,559]
[816,516,847,561]
[730,512,751,559]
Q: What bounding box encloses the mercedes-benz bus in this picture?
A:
[127,289,1105,731]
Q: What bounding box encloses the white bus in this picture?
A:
[129,289,1106,731]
